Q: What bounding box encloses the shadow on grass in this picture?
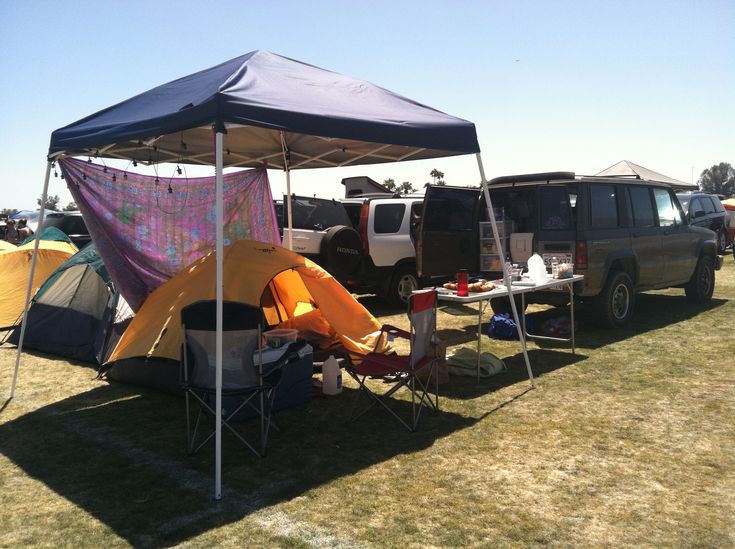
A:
[440,348,587,400]
[0,381,474,547]
[576,294,728,350]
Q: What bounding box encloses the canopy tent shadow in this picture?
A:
[0,382,474,547]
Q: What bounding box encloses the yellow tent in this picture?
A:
[107,240,385,390]
[0,241,17,252]
[0,240,78,328]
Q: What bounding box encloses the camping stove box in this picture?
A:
[228,343,313,421]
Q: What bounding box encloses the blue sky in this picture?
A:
[1,0,733,209]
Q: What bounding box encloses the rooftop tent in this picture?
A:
[595,160,697,190]
[24,49,510,500]
[7,244,133,364]
[0,239,78,329]
[105,240,385,393]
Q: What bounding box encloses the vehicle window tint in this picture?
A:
[689,197,703,216]
[540,186,573,229]
[287,196,351,230]
[677,195,691,211]
[374,203,405,234]
[629,187,655,227]
[702,196,716,214]
[589,185,618,229]
[653,189,678,227]
[423,188,476,231]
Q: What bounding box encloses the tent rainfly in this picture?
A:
[16,49,530,500]
[595,160,697,190]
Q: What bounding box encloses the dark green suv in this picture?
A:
[417,172,723,328]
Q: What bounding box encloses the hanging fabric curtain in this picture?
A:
[59,158,279,310]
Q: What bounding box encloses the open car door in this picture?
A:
[417,186,482,278]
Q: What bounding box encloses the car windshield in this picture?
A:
[285,196,351,230]
[676,194,691,211]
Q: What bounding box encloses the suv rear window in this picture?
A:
[423,188,476,231]
[540,186,574,230]
[374,203,405,234]
[589,185,618,229]
[286,196,351,230]
[653,188,680,227]
[629,187,656,228]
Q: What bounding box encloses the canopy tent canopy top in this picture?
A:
[49,50,479,169]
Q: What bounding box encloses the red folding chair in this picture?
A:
[344,289,439,431]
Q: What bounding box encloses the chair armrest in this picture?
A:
[380,324,410,340]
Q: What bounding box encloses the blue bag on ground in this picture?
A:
[486,313,519,340]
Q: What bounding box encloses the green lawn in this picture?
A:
[1,260,734,548]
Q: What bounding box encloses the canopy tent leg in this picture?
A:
[7,161,53,401]
[214,130,224,500]
[280,131,293,251]
[475,153,535,388]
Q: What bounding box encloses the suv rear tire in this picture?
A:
[387,265,419,307]
[592,270,635,328]
[685,255,715,303]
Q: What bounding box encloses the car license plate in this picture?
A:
[542,253,573,267]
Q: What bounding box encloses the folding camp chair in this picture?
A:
[180,300,304,457]
[344,289,439,431]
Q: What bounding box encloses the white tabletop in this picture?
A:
[436,274,584,304]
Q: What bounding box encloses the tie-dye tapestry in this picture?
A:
[59,157,280,311]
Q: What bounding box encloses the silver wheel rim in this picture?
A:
[397,274,418,302]
[612,283,630,320]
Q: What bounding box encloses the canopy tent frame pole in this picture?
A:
[214,129,225,500]
[476,153,535,388]
[280,131,293,251]
[8,161,53,401]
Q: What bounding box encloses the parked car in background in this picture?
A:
[418,173,723,328]
[39,211,91,248]
[278,193,425,306]
[676,192,729,254]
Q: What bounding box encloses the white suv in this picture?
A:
[341,195,424,305]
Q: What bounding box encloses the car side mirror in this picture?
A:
[693,209,706,219]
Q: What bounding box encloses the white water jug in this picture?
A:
[527,253,548,284]
[322,355,342,395]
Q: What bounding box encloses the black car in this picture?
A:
[676,192,729,254]
[40,211,91,248]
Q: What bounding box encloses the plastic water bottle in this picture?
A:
[322,355,342,395]
[504,255,512,281]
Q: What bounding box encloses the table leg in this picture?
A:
[477,300,483,382]
[569,282,575,354]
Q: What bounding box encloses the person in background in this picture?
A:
[4,219,20,244]
[16,218,33,241]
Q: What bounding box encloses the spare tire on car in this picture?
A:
[319,225,363,276]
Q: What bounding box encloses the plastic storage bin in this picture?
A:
[263,328,298,348]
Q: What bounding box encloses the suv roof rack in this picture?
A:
[488,171,576,186]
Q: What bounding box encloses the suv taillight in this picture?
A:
[575,240,587,268]
[358,203,369,256]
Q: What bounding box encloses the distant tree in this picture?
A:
[398,181,417,194]
[1,208,18,217]
[37,194,60,211]
[63,201,78,212]
[698,162,735,197]
[430,168,445,185]
[383,178,397,192]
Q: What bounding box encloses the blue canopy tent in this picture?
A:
[13,50,530,499]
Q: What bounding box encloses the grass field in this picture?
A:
[1,259,734,548]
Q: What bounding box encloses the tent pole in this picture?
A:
[214,130,224,500]
[8,160,53,401]
[475,153,535,388]
[280,131,293,251]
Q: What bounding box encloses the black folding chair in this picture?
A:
[180,300,304,457]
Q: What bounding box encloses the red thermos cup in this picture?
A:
[457,269,469,296]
